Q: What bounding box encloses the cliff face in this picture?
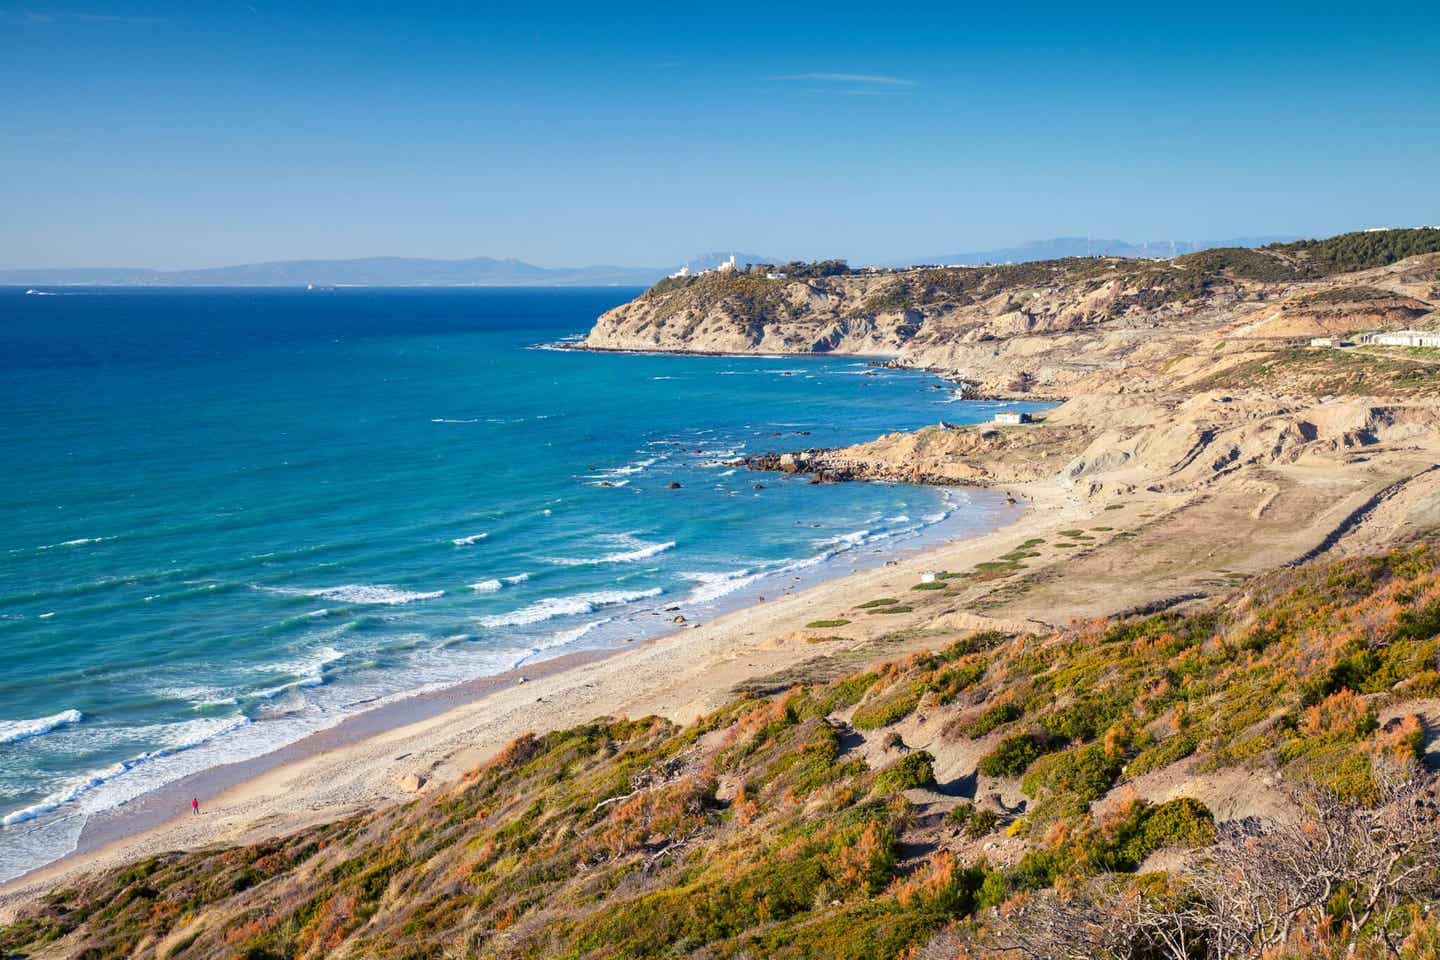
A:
[585,237,1440,399]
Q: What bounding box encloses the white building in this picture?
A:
[714,254,738,274]
[1369,330,1440,348]
[668,265,692,279]
[993,411,1033,425]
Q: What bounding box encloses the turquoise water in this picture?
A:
[0,286,1045,879]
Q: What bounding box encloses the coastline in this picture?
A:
[552,341,1073,403]
[0,478,1068,915]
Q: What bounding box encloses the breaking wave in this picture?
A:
[0,709,83,746]
[255,584,444,605]
[477,588,662,629]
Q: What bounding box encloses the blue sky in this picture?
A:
[4,2,1438,269]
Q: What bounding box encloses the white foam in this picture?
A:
[536,617,611,651]
[0,709,83,746]
[677,569,762,605]
[36,536,113,551]
[543,534,675,567]
[816,529,873,551]
[477,588,662,628]
[469,579,502,593]
[250,646,346,699]
[1,715,252,827]
[255,584,444,605]
[430,418,482,423]
[503,573,530,585]
[597,456,658,477]
[452,533,488,546]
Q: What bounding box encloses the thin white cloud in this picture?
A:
[775,72,917,88]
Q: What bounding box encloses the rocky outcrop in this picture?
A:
[745,393,1440,512]
[741,419,1093,488]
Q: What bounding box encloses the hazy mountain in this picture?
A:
[883,235,1302,268]
[1,239,1309,287]
[0,257,668,287]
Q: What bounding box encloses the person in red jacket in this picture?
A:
[191,797,200,816]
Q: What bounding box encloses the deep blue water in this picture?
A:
[0,286,1046,879]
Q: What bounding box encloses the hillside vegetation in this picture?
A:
[6,541,1440,959]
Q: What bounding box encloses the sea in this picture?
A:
[0,285,1048,881]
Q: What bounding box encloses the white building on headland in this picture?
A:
[1368,330,1440,348]
[669,255,739,279]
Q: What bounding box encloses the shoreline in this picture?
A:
[551,341,1073,402]
[0,479,1053,913]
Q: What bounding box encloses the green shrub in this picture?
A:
[947,801,1000,839]
[978,734,1047,777]
[806,619,851,629]
[940,631,1010,659]
[874,751,936,792]
[927,660,987,705]
[1040,694,1127,742]
[816,672,880,713]
[1127,732,1198,778]
[856,598,899,609]
[1021,743,1122,809]
[1089,797,1216,870]
[966,700,1023,736]
[852,682,926,730]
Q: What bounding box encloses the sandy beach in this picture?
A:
[0,477,1084,917]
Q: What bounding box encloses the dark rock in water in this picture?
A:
[672,614,686,624]
[667,481,682,489]
[599,481,614,487]
[753,483,765,490]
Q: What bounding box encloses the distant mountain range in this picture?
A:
[882,235,1302,268]
[0,257,668,288]
[2,238,1306,287]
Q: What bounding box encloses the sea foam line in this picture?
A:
[477,588,662,629]
[0,709,83,746]
[254,584,444,605]
[543,535,674,567]
[35,536,115,551]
